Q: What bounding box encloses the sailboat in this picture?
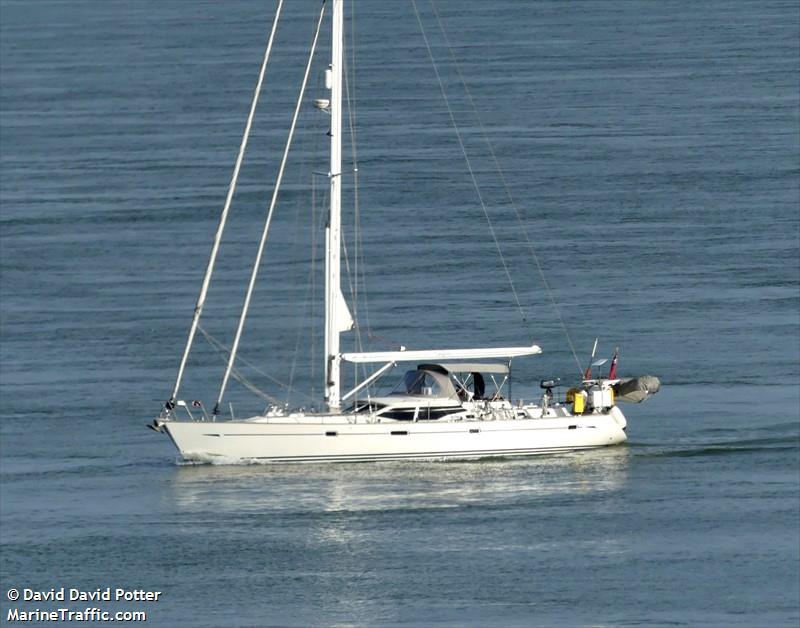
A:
[150,0,659,463]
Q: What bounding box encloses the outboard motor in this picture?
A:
[540,378,560,410]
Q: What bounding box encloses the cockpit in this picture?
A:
[387,363,508,401]
[348,362,511,419]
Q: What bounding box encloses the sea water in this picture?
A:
[1,1,798,626]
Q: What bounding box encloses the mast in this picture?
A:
[324,0,345,412]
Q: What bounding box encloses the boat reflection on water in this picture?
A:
[167,448,632,623]
[169,447,631,516]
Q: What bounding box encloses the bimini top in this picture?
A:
[389,367,457,399]
[421,362,509,375]
[340,345,541,363]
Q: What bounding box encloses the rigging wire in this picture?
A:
[215,1,327,415]
[288,184,327,407]
[410,0,531,334]
[342,2,379,401]
[168,0,285,406]
[428,0,583,373]
[286,70,325,406]
[198,325,303,406]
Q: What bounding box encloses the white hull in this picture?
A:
[162,406,627,464]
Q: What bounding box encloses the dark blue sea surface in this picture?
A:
[1,1,798,626]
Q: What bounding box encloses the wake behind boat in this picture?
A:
[150,0,659,464]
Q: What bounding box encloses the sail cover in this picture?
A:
[341,345,541,363]
[613,376,661,403]
[429,363,509,374]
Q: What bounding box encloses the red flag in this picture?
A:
[607,348,619,379]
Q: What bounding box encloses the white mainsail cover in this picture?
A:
[341,345,541,363]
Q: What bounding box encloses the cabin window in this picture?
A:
[347,401,386,414]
